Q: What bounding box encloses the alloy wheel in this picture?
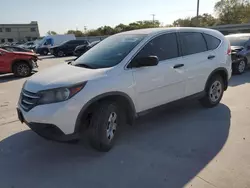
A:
[106,112,117,141]
[209,80,222,103]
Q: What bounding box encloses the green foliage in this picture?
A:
[66,30,85,37]
[65,20,160,36]
[214,0,250,24]
[47,30,57,35]
[172,13,217,27]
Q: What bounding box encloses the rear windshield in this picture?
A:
[226,36,250,46]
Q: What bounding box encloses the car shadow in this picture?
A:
[0,74,23,83]
[0,101,231,188]
[229,70,250,87]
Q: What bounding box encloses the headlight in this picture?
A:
[38,83,86,105]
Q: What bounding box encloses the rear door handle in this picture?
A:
[173,64,184,69]
[208,55,215,60]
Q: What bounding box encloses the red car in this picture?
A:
[0,48,39,77]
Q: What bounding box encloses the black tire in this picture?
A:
[199,75,224,108]
[42,49,49,55]
[13,62,32,77]
[233,59,247,74]
[88,101,123,152]
[57,51,64,57]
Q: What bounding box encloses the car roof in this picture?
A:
[115,27,222,37]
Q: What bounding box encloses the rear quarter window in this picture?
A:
[179,32,207,56]
[203,33,221,50]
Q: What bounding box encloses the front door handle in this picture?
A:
[208,55,215,60]
[173,64,184,69]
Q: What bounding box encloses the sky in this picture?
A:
[1,0,219,35]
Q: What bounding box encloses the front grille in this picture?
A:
[20,89,40,111]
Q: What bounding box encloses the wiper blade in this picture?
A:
[74,63,95,69]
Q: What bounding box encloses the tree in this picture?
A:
[66,30,84,37]
[172,14,217,27]
[47,30,57,35]
[215,0,250,24]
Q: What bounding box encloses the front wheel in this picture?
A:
[42,49,49,55]
[57,51,64,57]
[13,62,32,77]
[88,101,123,152]
[199,75,224,108]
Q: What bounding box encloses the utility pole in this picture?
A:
[151,14,155,27]
[196,0,200,26]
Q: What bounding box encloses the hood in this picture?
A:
[13,51,37,57]
[24,63,108,92]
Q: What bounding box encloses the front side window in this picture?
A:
[0,28,2,32]
[180,32,207,56]
[135,33,179,61]
[73,34,146,69]
[203,33,221,50]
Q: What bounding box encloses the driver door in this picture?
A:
[129,33,186,112]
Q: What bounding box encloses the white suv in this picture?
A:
[17,27,232,151]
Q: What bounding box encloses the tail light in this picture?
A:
[227,44,231,55]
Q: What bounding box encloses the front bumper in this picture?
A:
[17,95,83,135]
[17,108,80,141]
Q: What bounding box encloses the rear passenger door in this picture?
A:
[179,32,218,97]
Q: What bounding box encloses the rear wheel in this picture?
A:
[233,59,247,74]
[13,62,32,77]
[88,101,123,152]
[200,75,224,108]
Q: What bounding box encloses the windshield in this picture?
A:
[226,36,250,46]
[73,34,145,69]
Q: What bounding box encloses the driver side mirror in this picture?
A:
[130,56,159,68]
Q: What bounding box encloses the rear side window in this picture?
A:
[203,33,221,50]
[136,33,179,61]
[180,32,207,56]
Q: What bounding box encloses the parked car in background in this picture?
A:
[0,48,39,77]
[19,41,36,50]
[1,46,34,53]
[74,40,100,57]
[17,28,231,152]
[34,34,76,55]
[225,33,250,74]
[50,40,89,57]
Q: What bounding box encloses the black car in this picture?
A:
[74,40,100,57]
[0,45,34,53]
[226,34,250,74]
[50,40,89,57]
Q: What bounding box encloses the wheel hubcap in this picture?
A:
[238,61,245,73]
[58,51,63,57]
[106,112,117,141]
[17,64,29,76]
[209,81,222,102]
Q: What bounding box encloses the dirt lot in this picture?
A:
[0,56,250,188]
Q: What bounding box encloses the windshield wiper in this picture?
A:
[74,63,96,69]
